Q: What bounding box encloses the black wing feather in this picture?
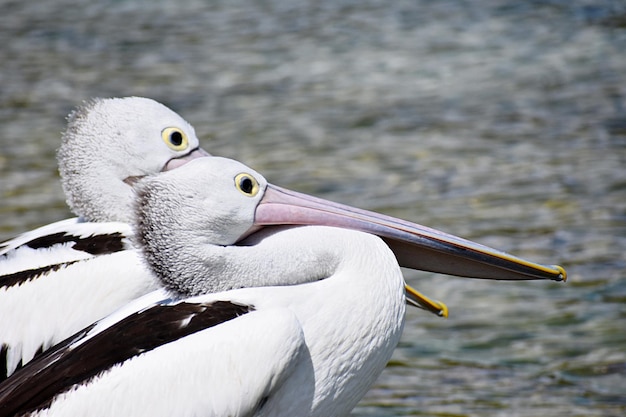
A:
[21,232,126,255]
[0,300,253,417]
[0,232,127,289]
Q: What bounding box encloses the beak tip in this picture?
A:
[405,284,449,318]
[553,265,567,282]
[437,301,449,318]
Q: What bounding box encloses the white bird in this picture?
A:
[0,157,565,417]
[0,97,209,380]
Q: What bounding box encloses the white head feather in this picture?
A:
[58,97,205,223]
[134,157,268,295]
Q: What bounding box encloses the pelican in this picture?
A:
[0,157,565,417]
[0,97,209,380]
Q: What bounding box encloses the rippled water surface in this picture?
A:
[1,0,625,415]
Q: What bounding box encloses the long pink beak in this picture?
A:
[255,184,566,282]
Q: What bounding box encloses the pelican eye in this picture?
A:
[161,127,189,151]
[235,173,260,197]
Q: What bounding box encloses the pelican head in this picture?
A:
[135,157,565,316]
[58,97,209,223]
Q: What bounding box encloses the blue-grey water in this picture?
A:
[0,0,624,415]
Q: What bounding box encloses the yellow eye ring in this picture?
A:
[161,127,189,151]
[234,173,260,197]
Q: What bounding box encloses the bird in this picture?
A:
[0,157,566,417]
[0,97,210,380]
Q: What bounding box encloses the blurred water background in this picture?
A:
[0,0,625,415]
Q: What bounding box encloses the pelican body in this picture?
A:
[0,97,209,380]
[0,157,565,417]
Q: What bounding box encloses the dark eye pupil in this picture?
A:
[240,177,254,193]
[170,131,183,146]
